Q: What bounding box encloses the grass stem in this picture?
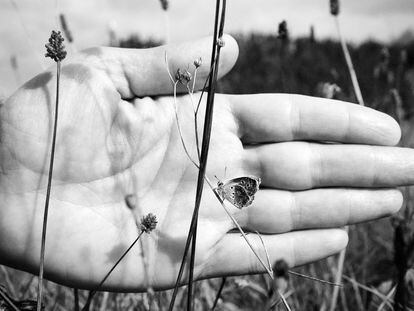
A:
[82,231,144,311]
[211,277,226,310]
[334,17,364,106]
[36,61,61,311]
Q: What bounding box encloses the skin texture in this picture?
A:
[0,34,410,292]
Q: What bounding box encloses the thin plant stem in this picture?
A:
[377,285,396,311]
[257,231,273,274]
[168,1,225,309]
[288,270,341,287]
[277,290,292,311]
[172,82,199,169]
[74,288,79,311]
[211,277,226,310]
[187,1,226,308]
[329,226,348,311]
[269,290,295,310]
[82,231,144,311]
[186,85,201,161]
[334,17,364,106]
[37,61,61,311]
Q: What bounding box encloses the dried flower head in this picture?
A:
[272,259,289,293]
[175,68,192,84]
[277,20,289,41]
[318,82,341,99]
[160,0,169,11]
[194,57,202,68]
[330,0,340,16]
[273,259,289,279]
[45,30,67,62]
[140,213,157,233]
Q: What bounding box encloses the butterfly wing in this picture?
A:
[221,184,253,209]
[225,176,261,196]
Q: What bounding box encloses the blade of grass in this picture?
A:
[211,277,226,310]
[334,16,364,106]
[37,60,61,311]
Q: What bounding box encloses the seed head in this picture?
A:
[45,30,67,62]
[330,0,340,16]
[194,57,202,68]
[175,68,192,84]
[273,259,289,293]
[273,259,289,279]
[277,20,289,41]
[140,213,157,233]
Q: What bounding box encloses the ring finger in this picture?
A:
[233,188,402,234]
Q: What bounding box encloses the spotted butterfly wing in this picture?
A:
[217,176,261,209]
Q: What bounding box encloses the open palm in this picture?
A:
[0,35,410,292]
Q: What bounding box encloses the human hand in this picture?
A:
[0,35,409,292]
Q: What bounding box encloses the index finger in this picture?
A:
[228,94,401,146]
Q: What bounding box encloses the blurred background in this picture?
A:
[2,0,414,310]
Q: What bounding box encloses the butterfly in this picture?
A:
[216,176,261,209]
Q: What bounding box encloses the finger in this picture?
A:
[235,188,402,234]
[245,142,414,190]
[200,229,348,278]
[228,94,400,145]
[83,34,239,99]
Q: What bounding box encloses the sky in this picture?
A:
[1,0,414,96]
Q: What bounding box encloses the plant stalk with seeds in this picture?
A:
[36,30,66,311]
[81,213,157,311]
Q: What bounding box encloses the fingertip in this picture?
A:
[294,229,349,266]
[356,106,402,146]
[387,116,402,146]
[386,188,404,215]
[375,112,402,146]
[336,228,349,250]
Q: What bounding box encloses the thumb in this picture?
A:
[82,34,239,99]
